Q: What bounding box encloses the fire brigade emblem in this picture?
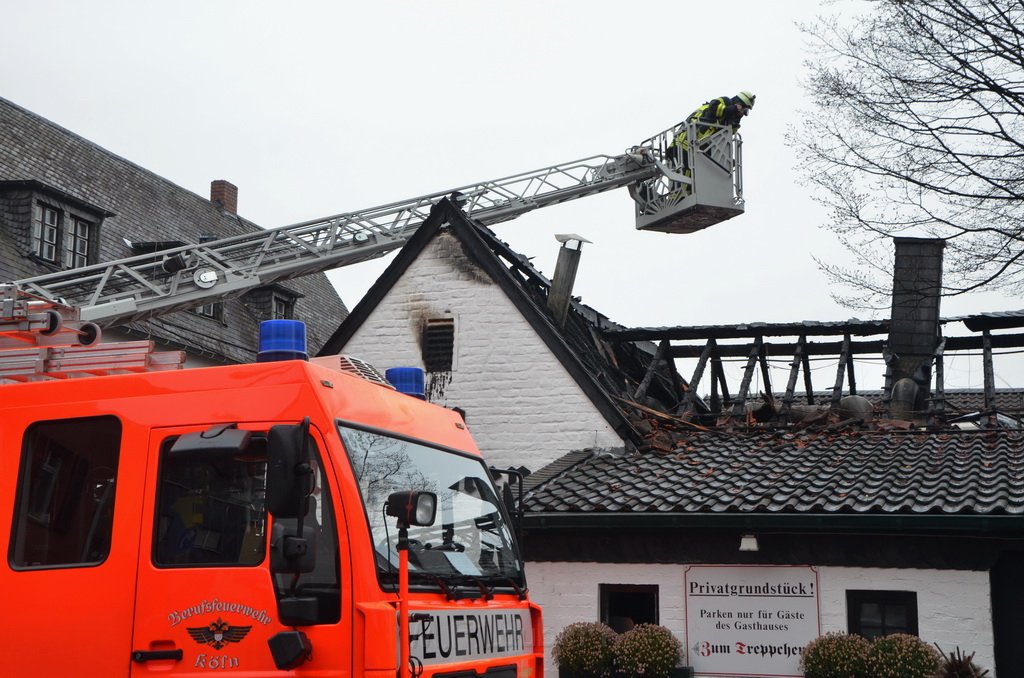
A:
[187,617,252,650]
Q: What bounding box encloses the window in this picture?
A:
[194,302,223,321]
[64,215,93,268]
[422,317,455,372]
[29,199,98,268]
[9,416,121,568]
[846,590,918,639]
[339,424,524,589]
[600,584,659,632]
[271,293,294,320]
[31,203,60,262]
[153,435,269,567]
[152,428,341,624]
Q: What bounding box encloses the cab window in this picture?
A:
[153,435,269,566]
[152,428,341,624]
[9,416,121,569]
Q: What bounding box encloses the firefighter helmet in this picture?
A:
[736,91,756,108]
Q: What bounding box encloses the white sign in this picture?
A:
[684,565,820,677]
[408,608,533,667]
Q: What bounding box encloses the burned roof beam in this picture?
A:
[604,320,889,342]
[802,350,814,406]
[782,336,808,416]
[759,348,774,402]
[633,339,668,402]
[960,312,1024,332]
[831,334,852,409]
[710,353,730,413]
[733,337,765,416]
[683,338,716,416]
[665,332,1024,359]
[667,331,1024,360]
[669,338,885,359]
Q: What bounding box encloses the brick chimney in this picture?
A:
[210,180,238,214]
[886,237,945,418]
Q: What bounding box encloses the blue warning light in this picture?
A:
[385,367,426,399]
[257,319,308,362]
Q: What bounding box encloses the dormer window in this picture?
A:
[65,215,93,268]
[2,181,110,271]
[242,284,302,323]
[272,293,294,320]
[194,302,223,321]
[32,203,61,263]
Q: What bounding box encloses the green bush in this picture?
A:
[864,633,941,678]
[800,632,870,678]
[552,622,618,677]
[611,623,682,678]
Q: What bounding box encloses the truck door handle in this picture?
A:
[132,649,183,662]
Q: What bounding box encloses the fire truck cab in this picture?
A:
[1,354,540,677]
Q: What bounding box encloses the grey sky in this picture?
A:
[2,0,1018,389]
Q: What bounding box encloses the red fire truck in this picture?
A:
[0,290,540,677]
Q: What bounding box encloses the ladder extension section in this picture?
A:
[11,121,742,327]
[0,284,185,382]
[13,151,658,326]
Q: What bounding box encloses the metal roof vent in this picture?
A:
[309,354,394,389]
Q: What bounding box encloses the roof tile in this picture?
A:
[524,429,1024,517]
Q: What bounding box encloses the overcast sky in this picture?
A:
[3,0,1019,390]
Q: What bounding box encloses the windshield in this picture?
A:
[338,424,524,587]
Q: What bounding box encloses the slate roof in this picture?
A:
[0,97,347,362]
[523,428,1024,518]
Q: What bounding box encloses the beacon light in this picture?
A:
[257,319,308,362]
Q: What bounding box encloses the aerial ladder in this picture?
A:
[2,119,743,372]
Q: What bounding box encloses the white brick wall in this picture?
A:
[343,232,622,471]
[528,561,996,675]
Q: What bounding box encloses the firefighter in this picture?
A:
[646,92,754,208]
[691,91,756,134]
[668,91,755,165]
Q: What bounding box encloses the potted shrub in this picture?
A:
[611,623,683,678]
[552,622,618,678]
[800,632,870,678]
[934,644,990,677]
[864,633,941,678]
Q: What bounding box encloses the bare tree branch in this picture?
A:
[792,0,1024,306]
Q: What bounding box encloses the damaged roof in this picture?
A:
[320,198,1024,529]
[320,197,694,446]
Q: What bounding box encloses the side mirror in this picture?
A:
[386,491,437,528]
[270,522,318,574]
[267,420,313,518]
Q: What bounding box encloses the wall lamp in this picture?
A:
[739,534,759,552]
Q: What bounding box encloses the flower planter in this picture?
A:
[558,670,694,678]
[557,669,602,678]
